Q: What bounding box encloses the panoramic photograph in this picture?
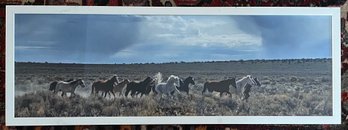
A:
[14,14,332,117]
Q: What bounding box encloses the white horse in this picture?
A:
[55,79,86,97]
[154,72,180,96]
[234,75,261,101]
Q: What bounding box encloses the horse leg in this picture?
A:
[220,92,223,97]
[244,93,250,102]
[104,91,108,98]
[107,91,111,98]
[131,91,136,97]
[91,86,94,95]
[94,90,98,96]
[125,89,130,97]
[61,92,65,97]
[227,92,232,97]
[184,87,189,95]
[202,86,207,94]
[71,92,76,97]
[111,91,116,98]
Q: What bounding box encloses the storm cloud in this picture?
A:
[232,16,331,59]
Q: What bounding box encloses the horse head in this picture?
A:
[49,81,58,91]
[168,75,180,87]
[143,77,153,84]
[243,75,257,86]
[77,79,86,88]
[123,79,130,84]
[253,77,261,87]
[186,76,195,85]
[110,75,119,84]
[143,77,154,94]
[229,78,237,88]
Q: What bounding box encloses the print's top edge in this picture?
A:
[6,6,339,16]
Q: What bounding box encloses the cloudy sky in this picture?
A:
[15,14,331,64]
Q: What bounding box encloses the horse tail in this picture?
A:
[202,83,207,94]
[174,84,181,94]
[152,85,158,95]
[120,85,127,97]
[49,81,58,91]
[175,86,180,91]
[124,85,130,97]
[91,83,95,95]
[153,72,162,85]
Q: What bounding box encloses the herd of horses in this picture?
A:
[49,72,261,101]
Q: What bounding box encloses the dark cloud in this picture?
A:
[233,16,331,59]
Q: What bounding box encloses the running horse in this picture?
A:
[91,75,119,98]
[176,76,195,95]
[55,79,86,97]
[235,75,261,102]
[202,78,237,97]
[155,75,181,96]
[49,79,74,93]
[125,77,154,97]
[113,79,130,96]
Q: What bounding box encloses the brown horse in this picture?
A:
[202,78,237,97]
[113,79,130,96]
[91,75,119,98]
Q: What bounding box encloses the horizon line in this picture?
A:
[15,58,332,65]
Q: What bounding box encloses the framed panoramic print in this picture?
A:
[6,6,341,125]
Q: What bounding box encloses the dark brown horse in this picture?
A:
[113,79,130,96]
[125,77,154,97]
[202,78,236,97]
[176,76,195,95]
[91,75,119,98]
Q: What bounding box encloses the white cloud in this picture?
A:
[16,46,50,50]
[136,15,262,48]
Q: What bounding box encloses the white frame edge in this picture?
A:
[5,6,341,126]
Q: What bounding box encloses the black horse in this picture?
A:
[202,78,236,97]
[176,76,195,95]
[125,77,154,97]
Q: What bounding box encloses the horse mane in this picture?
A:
[167,75,179,82]
[108,75,119,83]
[237,75,252,82]
[184,77,192,82]
[179,79,184,86]
[120,79,130,85]
[70,79,81,85]
[253,77,261,86]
